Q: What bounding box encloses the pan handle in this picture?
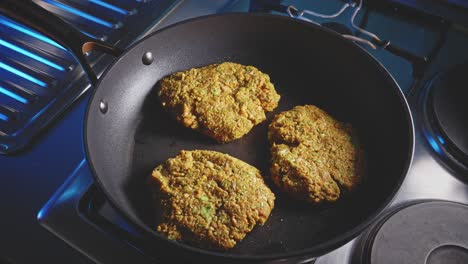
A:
[0,0,123,85]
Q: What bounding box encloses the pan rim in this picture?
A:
[83,12,415,261]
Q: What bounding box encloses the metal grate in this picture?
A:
[0,0,182,153]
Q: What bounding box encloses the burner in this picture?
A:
[431,63,468,157]
[421,62,468,176]
[354,201,468,264]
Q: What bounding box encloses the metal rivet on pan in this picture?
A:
[99,100,108,114]
[142,52,154,65]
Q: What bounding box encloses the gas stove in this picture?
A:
[1,0,468,263]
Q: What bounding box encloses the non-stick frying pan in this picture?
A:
[3,1,414,263]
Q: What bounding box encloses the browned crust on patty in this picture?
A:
[158,62,280,143]
[268,105,363,204]
[150,150,275,250]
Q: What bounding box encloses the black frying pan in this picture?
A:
[2,1,414,263]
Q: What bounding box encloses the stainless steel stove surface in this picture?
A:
[0,0,182,153]
[1,0,468,263]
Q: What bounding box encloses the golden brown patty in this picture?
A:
[150,150,275,250]
[158,62,280,143]
[268,105,363,204]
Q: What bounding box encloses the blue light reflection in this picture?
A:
[37,160,87,221]
[0,62,47,87]
[0,112,8,121]
[427,135,443,155]
[89,0,129,15]
[36,205,46,220]
[0,17,65,50]
[436,135,445,145]
[44,0,114,28]
[0,39,65,71]
[0,86,28,104]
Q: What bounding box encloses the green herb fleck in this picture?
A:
[200,205,213,220]
[212,88,221,96]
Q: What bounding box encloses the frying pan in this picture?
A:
[2,1,414,262]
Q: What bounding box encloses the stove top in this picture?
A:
[2,0,468,263]
[352,200,468,264]
[0,0,184,154]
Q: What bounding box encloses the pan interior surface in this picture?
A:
[85,14,413,258]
